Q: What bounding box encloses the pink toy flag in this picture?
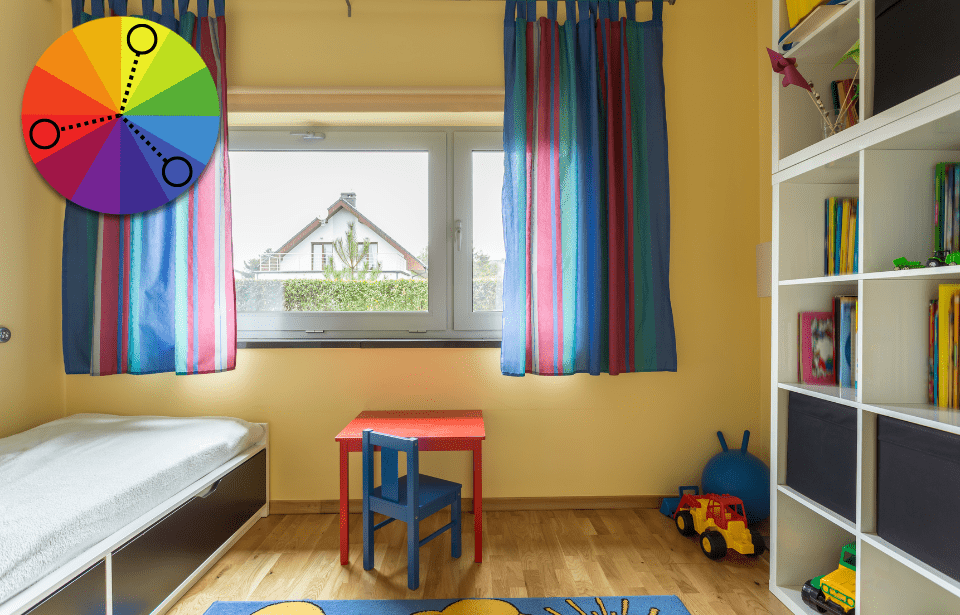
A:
[767,48,812,91]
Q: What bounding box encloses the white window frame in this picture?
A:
[453,132,505,331]
[229,127,504,342]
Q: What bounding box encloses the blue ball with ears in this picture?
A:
[701,430,771,525]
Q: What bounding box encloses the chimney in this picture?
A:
[341,192,357,207]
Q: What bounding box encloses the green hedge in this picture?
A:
[283,278,428,312]
[236,279,285,312]
[236,278,503,312]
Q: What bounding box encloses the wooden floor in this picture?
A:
[167,509,794,615]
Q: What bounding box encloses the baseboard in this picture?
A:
[270,495,667,515]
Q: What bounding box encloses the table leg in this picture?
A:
[339,441,349,565]
[473,443,482,563]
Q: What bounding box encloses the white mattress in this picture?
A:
[0,413,264,604]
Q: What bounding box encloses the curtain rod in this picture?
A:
[345,0,676,17]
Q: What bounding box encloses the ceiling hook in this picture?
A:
[345,0,351,17]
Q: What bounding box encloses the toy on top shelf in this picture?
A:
[893,257,923,271]
[800,542,857,615]
[672,492,765,560]
[926,250,960,267]
[892,251,960,270]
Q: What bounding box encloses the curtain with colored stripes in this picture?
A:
[501,0,676,376]
[61,0,236,375]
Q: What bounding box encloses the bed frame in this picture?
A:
[0,424,270,615]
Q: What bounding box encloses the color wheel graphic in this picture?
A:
[22,16,220,215]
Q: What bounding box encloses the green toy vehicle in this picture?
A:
[893,257,922,270]
[926,250,960,267]
[801,542,856,615]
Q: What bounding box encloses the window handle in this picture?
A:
[456,220,462,252]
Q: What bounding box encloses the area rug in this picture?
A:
[203,597,691,615]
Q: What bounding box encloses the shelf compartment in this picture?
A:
[861,534,960,603]
[860,278,940,406]
[777,282,858,385]
[778,485,857,535]
[774,489,856,590]
[777,59,861,163]
[862,149,960,275]
[777,182,860,282]
[783,0,860,64]
[776,76,960,182]
[784,391,857,524]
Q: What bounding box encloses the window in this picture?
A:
[230,128,503,341]
[312,242,334,271]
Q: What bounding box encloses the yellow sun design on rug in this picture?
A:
[413,599,531,615]
[250,603,325,615]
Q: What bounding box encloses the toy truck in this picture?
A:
[800,543,856,615]
[672,493,764,560]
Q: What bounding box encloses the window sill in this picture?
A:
[238,339,501,349]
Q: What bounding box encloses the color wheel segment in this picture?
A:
[22,16,220,215]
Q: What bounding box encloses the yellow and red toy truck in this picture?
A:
[800,542,856,615]
[672,493,765,560]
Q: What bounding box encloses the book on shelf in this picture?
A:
[831,79,859,130]
[935,163,960,253]
[937,284,960,407]
[930,300,937,404]
[837,297,856,388]
[799,311,835,386]
[824,197,858,276]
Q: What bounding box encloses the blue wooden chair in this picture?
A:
[362,429,461,590]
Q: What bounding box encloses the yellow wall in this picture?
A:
[0,0,67,438]
[43,0,767,502]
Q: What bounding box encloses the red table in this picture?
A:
[334,409,485,564]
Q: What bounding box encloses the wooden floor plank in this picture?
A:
[165,510,793,615]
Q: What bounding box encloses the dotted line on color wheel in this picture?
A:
[119,57,139,113]
[59,114,119,131]
[120,116,163,158]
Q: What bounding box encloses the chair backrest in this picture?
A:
[362,429,419,507]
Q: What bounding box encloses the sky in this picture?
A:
[230,149,505,269]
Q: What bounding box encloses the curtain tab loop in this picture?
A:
[567,1,578,23]
[625,0,636,22]
[140,0,155,21]
[505,0,516,23]
[91,0,104,18]
[111,0,128,16]
[653,0,663,23]
[598,0,609,21]
[198,0,209,18]
[160,0,178,30]
[178,0,190,20]
[71,0,84,26]
[547,1,557,21]
[214,0,224,17]
[525,0,536,20]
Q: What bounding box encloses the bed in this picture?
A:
[0,414,269,615]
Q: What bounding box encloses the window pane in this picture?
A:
[231,151,429,312]
[472,151,505,312]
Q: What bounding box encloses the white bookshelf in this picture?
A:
[770,1,960,613]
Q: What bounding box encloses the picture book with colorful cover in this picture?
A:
[800,311,836,385]
[838,298,855,387]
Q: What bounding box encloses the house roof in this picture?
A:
[274,197,426,272]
